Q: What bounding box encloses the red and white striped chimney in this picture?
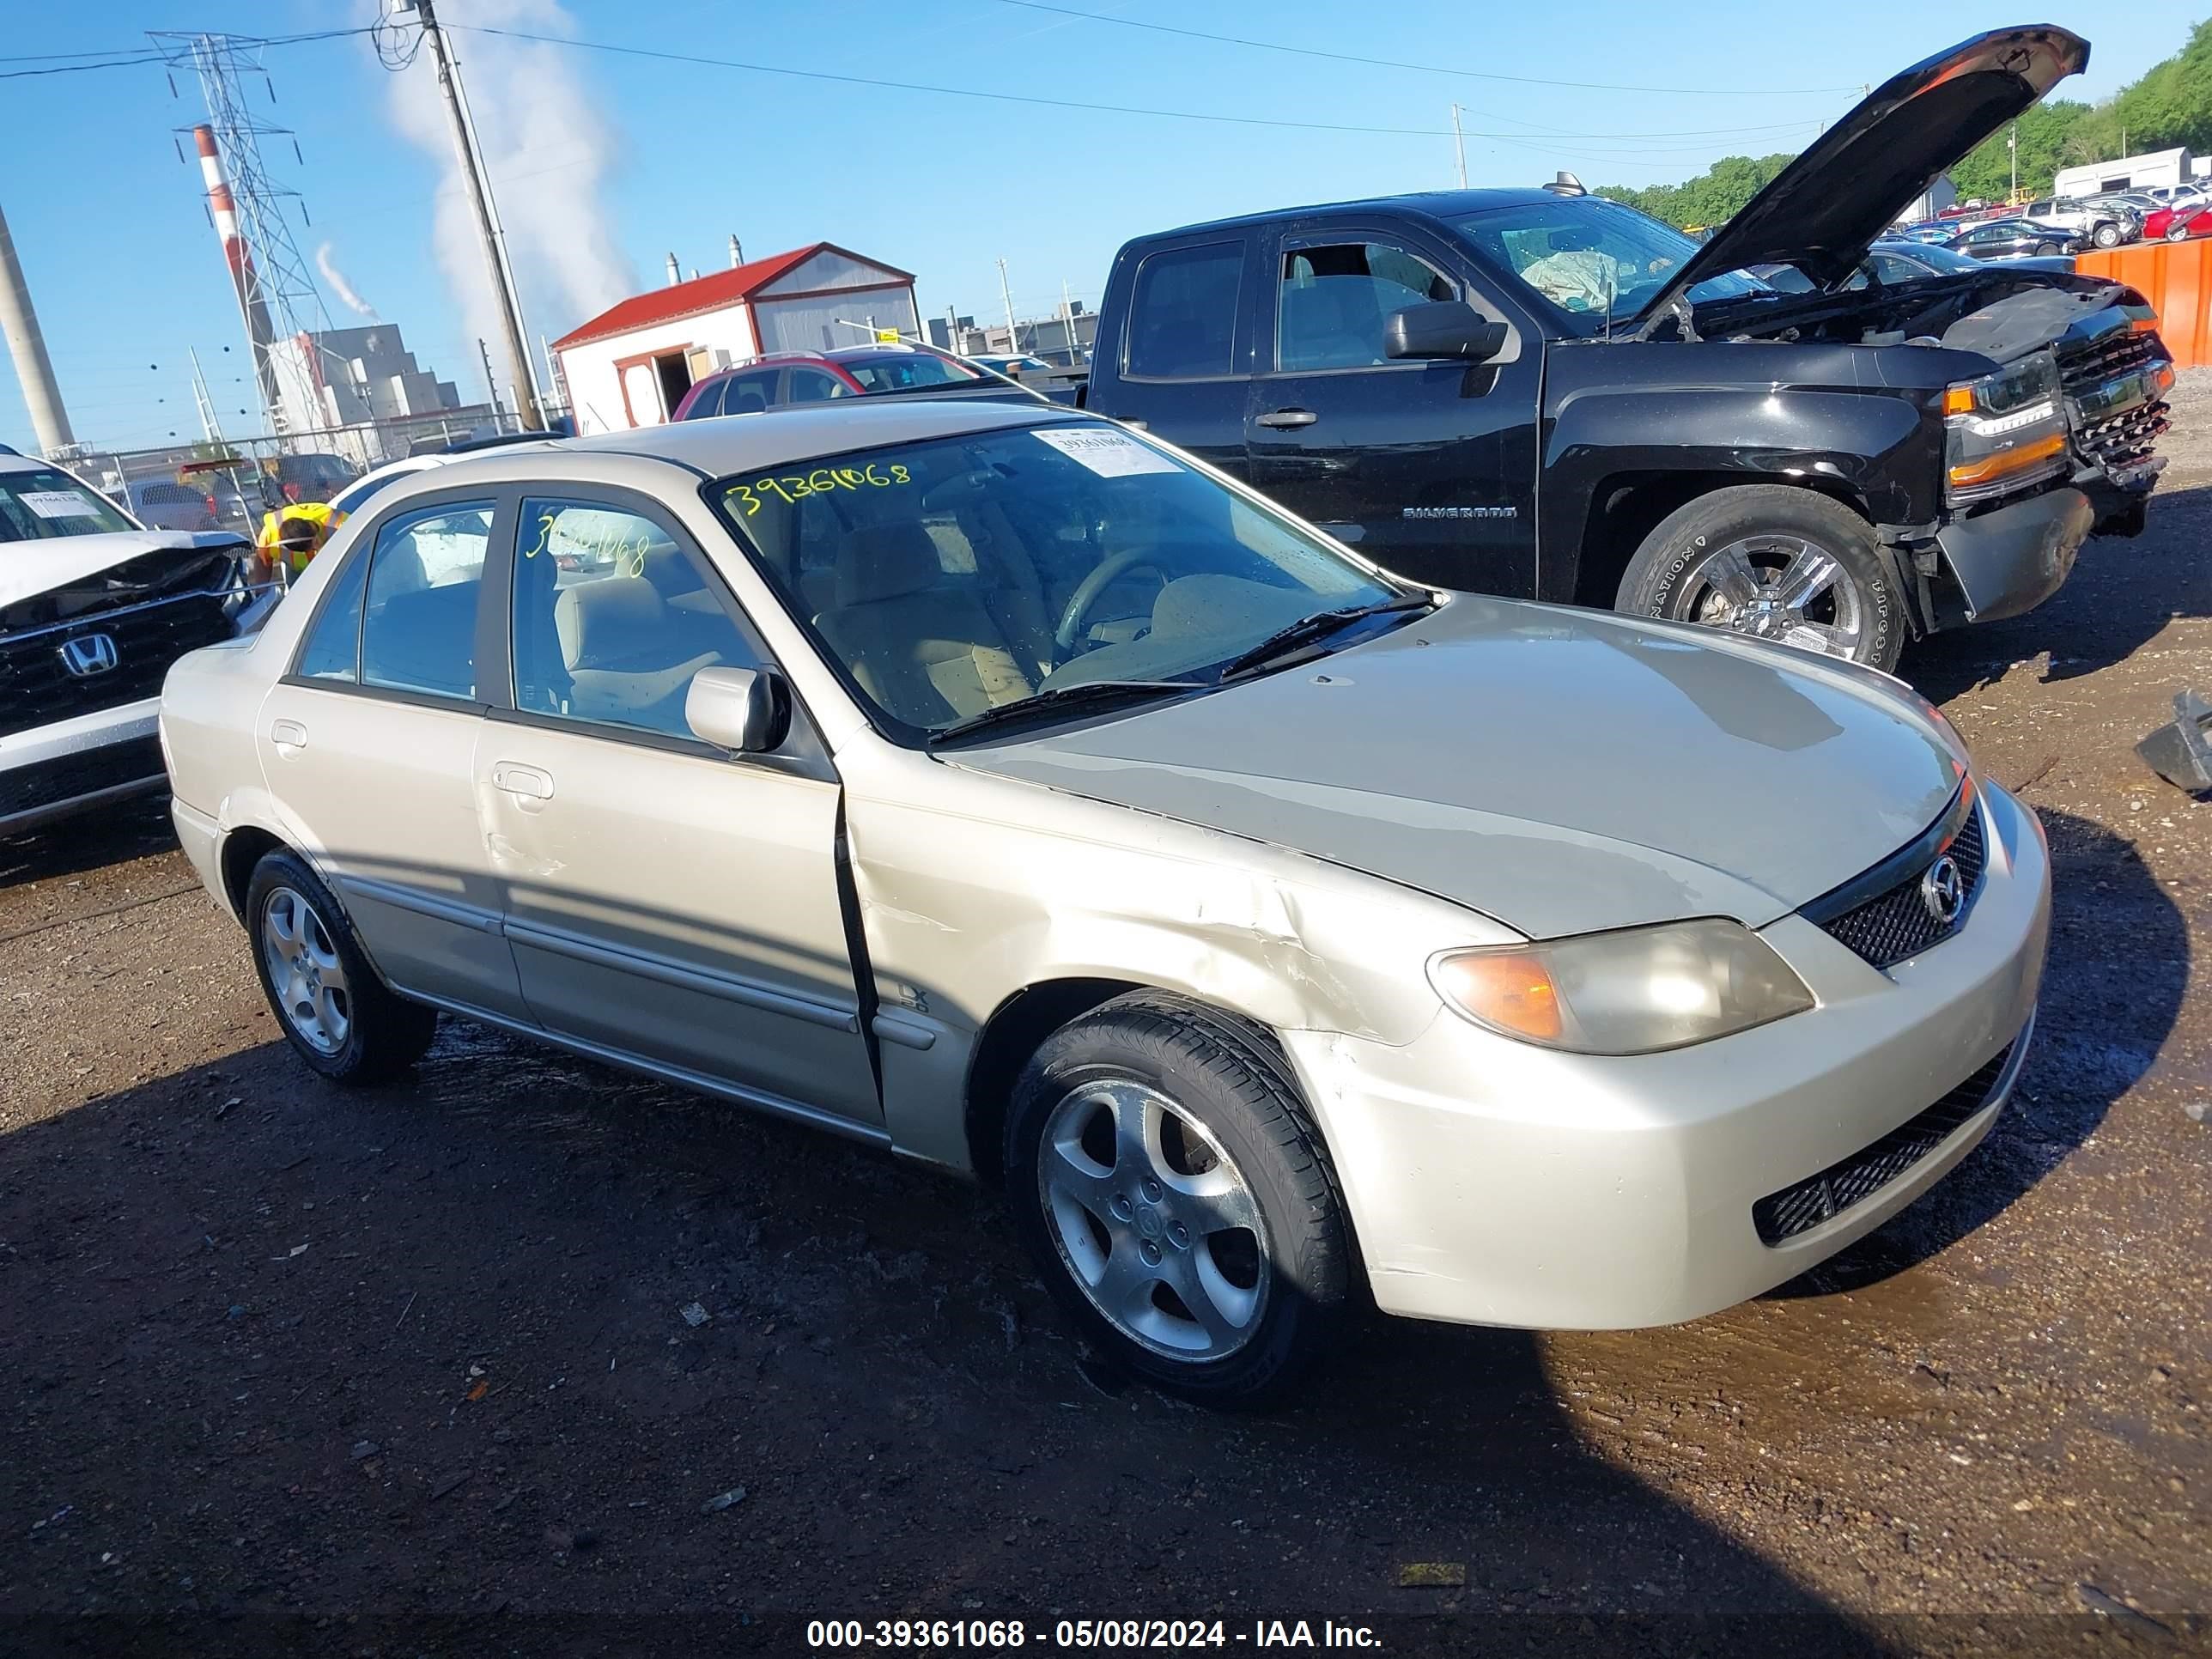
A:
[193,124,284,424]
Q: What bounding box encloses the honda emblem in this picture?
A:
[58,633,118,678]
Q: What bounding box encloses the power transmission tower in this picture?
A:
[150,31,338,442]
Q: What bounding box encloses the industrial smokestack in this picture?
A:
[0,200,73,453]
[193,125,283,428]
[728,234,744,269]
[665,252,681,287]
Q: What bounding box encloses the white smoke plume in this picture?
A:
[383,0,635,368]
[315,242,379,319]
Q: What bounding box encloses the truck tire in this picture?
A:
[1615,485,1904,674]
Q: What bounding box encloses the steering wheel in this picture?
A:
[1055,550,1167,653]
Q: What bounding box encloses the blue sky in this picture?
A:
[3,0,2203,453]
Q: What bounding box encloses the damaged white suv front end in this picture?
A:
[0,453,265,838]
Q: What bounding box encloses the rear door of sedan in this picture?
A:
[261,489,529,1018]
[472,484,882,1130]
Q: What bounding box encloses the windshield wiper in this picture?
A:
[1214,595,1434,681]
[927,678,1200,747]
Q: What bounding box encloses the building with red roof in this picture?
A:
[551,241,921,434]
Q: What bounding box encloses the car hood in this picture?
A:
[1638,25,2087,324]
[948,598,1963,939]
[0,530,249,614]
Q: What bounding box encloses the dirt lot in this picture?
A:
[3,386,2209,1657]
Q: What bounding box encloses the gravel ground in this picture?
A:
[2,385,2209,1657]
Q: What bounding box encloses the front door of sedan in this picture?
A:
[1244,225,1541,597]
[477,490,880,1127]
[261,495,529,1018]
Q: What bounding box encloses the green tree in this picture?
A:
[1596,153,1792,228]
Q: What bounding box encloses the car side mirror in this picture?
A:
[685,665,789,754]
[1384,301,1508,362]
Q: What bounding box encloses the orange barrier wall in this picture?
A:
[2077,239,2212,367]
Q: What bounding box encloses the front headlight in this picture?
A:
[1428,918,1815,1055]
[1943,351,2069,505]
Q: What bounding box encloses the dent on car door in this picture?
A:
[477,490,881,1127]
[1244,228,1540,595]
[259,495,529,1018]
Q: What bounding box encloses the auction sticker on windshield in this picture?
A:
[20,491,100,519]
[1032,427,1182,477]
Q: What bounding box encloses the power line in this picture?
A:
[0,27,372,81]
[451,24,1817,150]
[982,0,1866,96]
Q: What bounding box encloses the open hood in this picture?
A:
[0,530,248,615]
[1635,25,2088,329]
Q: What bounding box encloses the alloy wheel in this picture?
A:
[1672,533,1865,659]
[1036,1079,1268,1361]
[261,885,351,1055]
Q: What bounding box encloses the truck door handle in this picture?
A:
[269,719,308,752]
[1255,408,1319,428]
[491,762,555,801]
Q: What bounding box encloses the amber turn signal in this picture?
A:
[1946,430,2065,490]
[1432,951,1562,1042]
[1942,385,1978,416]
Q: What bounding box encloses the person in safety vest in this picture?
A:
[252,501,338,585]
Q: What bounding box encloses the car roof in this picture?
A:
[1135,186,1576,243]
[411,398,1076,488]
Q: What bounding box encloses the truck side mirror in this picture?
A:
[685,665,789,754]
[1384,301,1508,363]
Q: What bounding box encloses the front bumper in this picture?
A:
[1282,780,2051,1331]
[1935,486,2094,625]
[0,696,167,836]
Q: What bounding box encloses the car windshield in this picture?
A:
[1883,241,1982,274]
[839,353,980,393]
[0,468,137,542]
[1453,197,1765,331]
[714,422,1403,741]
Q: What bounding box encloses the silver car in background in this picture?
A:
[159,403,2050,1404]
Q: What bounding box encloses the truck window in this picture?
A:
[1126,243,1242,380]
[1277,243,1454,371]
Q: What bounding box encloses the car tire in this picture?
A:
[1615,484,1905,673]
[2168,222,2191,243]
[1005,992,1352,1407]
[246,848,436,1084]
[2093,222,2123,249]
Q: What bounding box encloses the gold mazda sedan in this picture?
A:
[160,401,2048,1404]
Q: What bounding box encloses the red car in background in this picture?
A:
[2143,204,2212,242]
[672,343,1042,420]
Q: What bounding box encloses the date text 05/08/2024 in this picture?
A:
[807,1620,1384,1650]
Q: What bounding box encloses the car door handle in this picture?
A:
[269,719,307,752]
[1255,408,1319,428]
[491,762,555,801]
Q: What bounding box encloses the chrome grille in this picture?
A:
[1753,1039,2015,1246]
[2058,325,2170,474]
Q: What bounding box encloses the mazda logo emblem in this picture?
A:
[1919,854,1966,927]
[58,633,118,678]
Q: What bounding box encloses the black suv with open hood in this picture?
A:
[1080,26,2167,672]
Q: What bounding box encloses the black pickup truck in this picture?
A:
[1079,26,2169,672]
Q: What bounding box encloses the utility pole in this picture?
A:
[188,347,225,446]
[2009,121,2018,202]
[416,0,542,430]
[997,257,1019,356]
[1451,103,1468,189]
[0,200,74,454]
[1061,278,1078,361]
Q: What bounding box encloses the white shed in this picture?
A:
[550,243,923,434]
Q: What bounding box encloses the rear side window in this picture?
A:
[360,501,493,701]
[295,545,372,682]
[721,371,780,416]
[1125,242,1243,380]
